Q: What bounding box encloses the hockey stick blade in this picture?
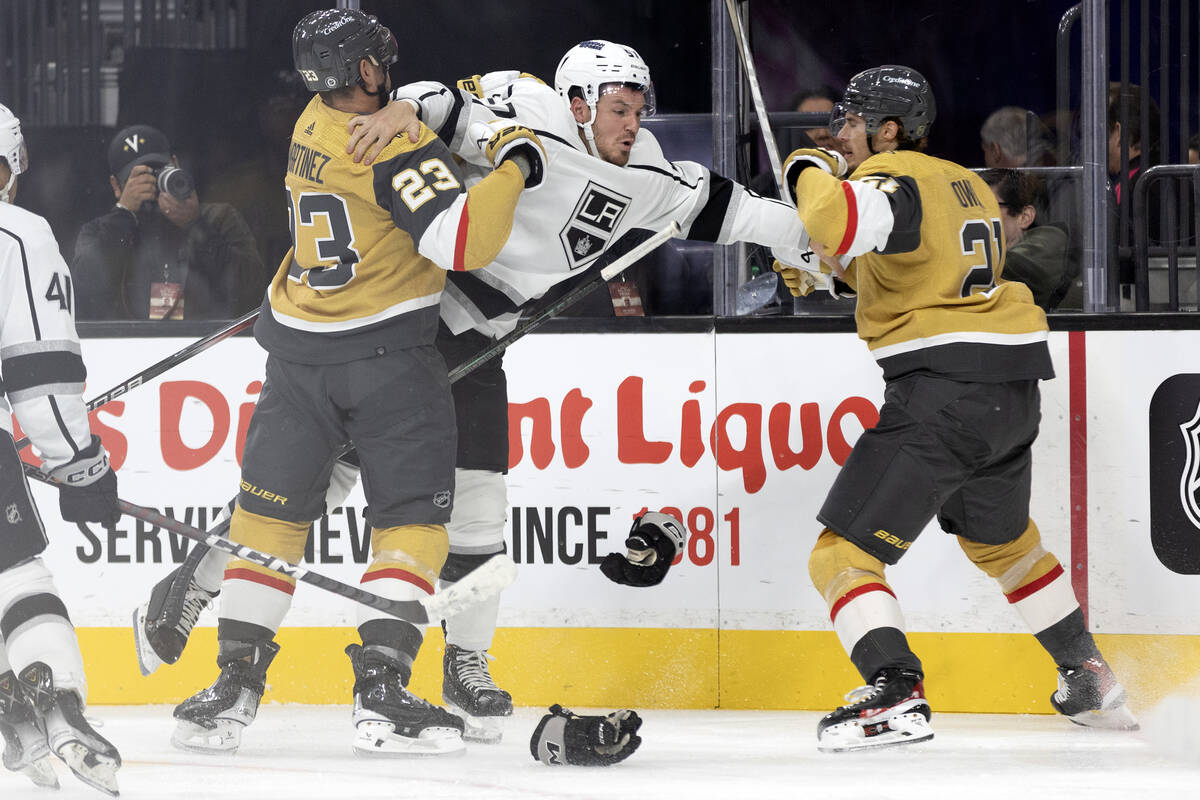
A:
[420,554,519,621]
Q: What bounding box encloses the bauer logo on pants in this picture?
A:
[1148,373,1200,574]
[559,182,631,270]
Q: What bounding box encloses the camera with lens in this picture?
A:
[155,165,194,201]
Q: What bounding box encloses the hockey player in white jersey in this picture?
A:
[131,40,807,750]
[0,103,123,796]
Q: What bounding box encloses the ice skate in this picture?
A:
[1050,655,1139,730]
[442,644,513,743]
[172,639,278,754]
[0,670,58,789]
[17,663,120,796]
[132,565,218,676]
[817,667,934,752]
[347,643,465,757]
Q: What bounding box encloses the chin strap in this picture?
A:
[576,100,600,158]
[0,171,15,204]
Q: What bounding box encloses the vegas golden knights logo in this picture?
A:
[1148,374,1200,573]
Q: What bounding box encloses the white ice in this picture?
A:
[4,701,1199,800]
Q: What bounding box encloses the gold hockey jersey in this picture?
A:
[256,94,524,365]
[795,149,1053,382]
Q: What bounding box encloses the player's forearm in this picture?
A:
[794,169,893,258]
[418,161,525,271]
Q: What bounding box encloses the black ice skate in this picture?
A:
[442,644,513,743]
[1050,655,1139,730]
[132,564,219,676]
[0,670,58,789]
[17,663,121,796]
[817,667,934,752]
[172,639,278,754]
[347,643,465,756]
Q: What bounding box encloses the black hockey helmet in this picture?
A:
[831,65,936,140]
[292,8,398,92]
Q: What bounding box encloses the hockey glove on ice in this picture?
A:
[530,704,643,766]
[782,147,848,203]
[476,122,546,189]
[49,435,120,526]
[600,511,686,587]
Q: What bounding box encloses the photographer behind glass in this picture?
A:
[73,124,266,321]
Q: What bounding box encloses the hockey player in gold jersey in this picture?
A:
[170,9,544,758]
[774,65,1137,752]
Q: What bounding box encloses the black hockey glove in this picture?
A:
[49,435,120,526]
[530,704,643,766]
[600,511,686,588]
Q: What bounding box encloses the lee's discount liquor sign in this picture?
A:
[19,329,1200,637]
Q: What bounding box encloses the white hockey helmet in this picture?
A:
[0,103,29,204]
[554,40,655,156]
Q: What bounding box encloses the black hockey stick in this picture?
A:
[449,220,681,381]
[21,464,517,624]
[12,308,260,453]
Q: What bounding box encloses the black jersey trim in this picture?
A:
[445,270,525,319]
[686,172,734,242]
[1,226,42,340]
[1,350,86,394]
[878,340,1055,382]
[870,174,923,255]
[627,162,702,190]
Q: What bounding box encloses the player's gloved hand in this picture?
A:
[782,147,848,203]
[600,511,686,587]
[530,704,643,766]
[472,122,546,190]
[771,259,821,297]
[48,435,120,526]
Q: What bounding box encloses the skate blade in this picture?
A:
[171,719,244,754]
[352,720,466,757]
[1065,704,1140,731]
[57,741,119,796]
[15,755,60,789]
[445,701,507,744]
[818,713,935,753]
[131,604,164,677]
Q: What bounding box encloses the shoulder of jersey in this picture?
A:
[0,201,53,238]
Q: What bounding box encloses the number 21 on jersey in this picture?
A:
[959,218,1004,297]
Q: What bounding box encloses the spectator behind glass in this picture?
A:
[789,86,841,151]
[72,125,266,321]
[1188,133,1198,165]
[983,168,1082,311]
[980,106,1053,167]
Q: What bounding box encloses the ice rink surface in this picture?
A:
[4,703,1199,800]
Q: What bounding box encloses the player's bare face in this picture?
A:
[591,88,646,166]
[836,112,871,171]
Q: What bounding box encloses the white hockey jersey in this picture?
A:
[393,73,810,336]
[0,202,92,468]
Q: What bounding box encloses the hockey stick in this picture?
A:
[21,464,518,624]
[12,308,260,454]
[448,220,681,382]
[723,0,785,199]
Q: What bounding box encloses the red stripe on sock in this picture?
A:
[452,203,470,270]
[224,567,296,595]
[1005,563,1065,604]
[830,582,895,622]
[361,568,434,595]
[835,181,858,255]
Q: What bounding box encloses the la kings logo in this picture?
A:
[559,182,631,270]
[1148,374,1200,573]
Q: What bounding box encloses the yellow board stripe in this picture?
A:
[78,627,1196,714]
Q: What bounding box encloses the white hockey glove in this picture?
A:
[600,511,686,587]
[530,704,643,766]
[782,147,848,203]
[48,435,120,526]
[469,121,546,190]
